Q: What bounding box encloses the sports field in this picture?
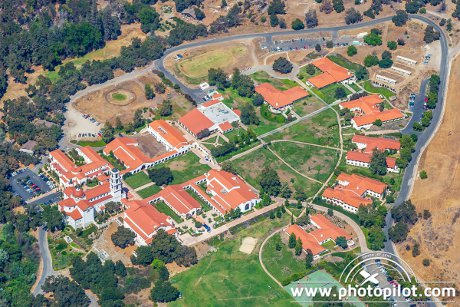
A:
[285,270,365,306]
[170,215,296,307]
[176,45,249,83]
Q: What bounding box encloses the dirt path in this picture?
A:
[399,54,460,293]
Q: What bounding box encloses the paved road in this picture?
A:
[401,78,429,134]
[33,228,55,295]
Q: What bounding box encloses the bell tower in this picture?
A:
[110,168,122,201]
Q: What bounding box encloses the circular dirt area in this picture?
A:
[106,89,136,106]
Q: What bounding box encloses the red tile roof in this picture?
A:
[351,135,401,153]
[149,120,188,149]
[339,94,383,114]
[123,199,172,240]
[66,209,83,221]
[103,137,152,171]
[336,173,387,196]
[155,185,201,215]
[308,58,353,88]
[255,83,309,109]
[218,122,233,132]
[202,99,220,107]
[179,109,214,136]
[206,170,259,213]
[323,187,373,208]
[286,224,326,255]
[352,108,405,128]
[310,214,352,241]
[346,151,397,169]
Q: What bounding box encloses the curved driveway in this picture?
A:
[33,228,54,295]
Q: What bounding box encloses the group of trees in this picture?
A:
[363,50,393,69]
[396,133,417,169]
[425,74,441,109]
[357,203,388,250]
[272,57,293,74]
[364,28,383,46]
[423,25,440,44]
[148,167,174,186]
[111,226,136,248]
[131,229,198,267]
[389,200,417,243]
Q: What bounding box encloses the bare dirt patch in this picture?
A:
[239,237,258,254]
[133,133,168,158]
[73,72,191,124]
[399,55,460,301]
[92,222,136,265]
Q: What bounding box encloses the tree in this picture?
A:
[151,280,180,303]
[347,45,357,57]
[252,93,264,106]
[43,276,90,307]
[160,100,173,117]
[115,117,123,131]
[305,249,314,268]
[240,103,260,125]
[259,168,281,196]
[327,208,334,216]
[295,237,303,255]
[320,0,334,14]
[194,7,206,20]
[369,149,387,175]
[273,57,293,73]
[268,0,286,15]
[326,40,333,48]
[155,82,166,94]
[270,14,279,27]
[335,236,348,249]
[388,221,409,243]
[423,259,430,266]
[315,44,321,52]
[145,84,155,100]
[419,170,428,179]
[115,260,127,277]
[102,121,114,143]
[367,226,386,250]
[305,9,318,28]
[374,119,382,126]
[291,18,305,30]
[355,66,368,80]
[423,26,440,44]
[208,68,229,89]
[40,206,65,232]
[221,0,227,8]
[296,214,310,226]
[364,54,379,67]
[148,167,174,186]
[379,51,393,68]
[332,0,345,13]
[412,242,421,257]
[288,233,297,248]
[133,108,144,129]
[392,10,408,26]
[306,64,316,75]
[111,226,136,248]
[345,8,363,25]
[335,87,347,99]
[391,200,418,225]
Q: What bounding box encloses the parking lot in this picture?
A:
[11,168,54,201]
[260,36,362,52]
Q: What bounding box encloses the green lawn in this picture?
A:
[349,82,361,92]
[154,201,184,223]
[264,109,340,148]
[327,54,366,74]
[230,147,322,198]
[170,215,296,307]
[112,92,127,101]
[292,96,324,117]
[124,172,151,189]
[150,152,211,185]
[251,71,298,90]
[70,140,106,147]
[270,142,339,182]
[297,65,322,83]
[185,189,212,212]
[262,233,309,285]
[137,184,162,199]
[103,154,126,171]
[362,80,396,100]
[313,83,352,104]
[321,240,337,250]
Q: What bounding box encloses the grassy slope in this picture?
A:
[170,215,296,307]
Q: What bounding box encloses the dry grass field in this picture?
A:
[398,55,460,304]
[73,72,193,124]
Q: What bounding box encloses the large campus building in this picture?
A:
[178,100,240,137]
[322,173,387,213]
[143,170,260,220]
[285,214,353,259]
[122,198,176,246]
[58,168,124,229]
[339,94,405,130]
[103,120,190,174]
[255,83,309,111]
[306,57,355,88]
[49,147,112,188]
